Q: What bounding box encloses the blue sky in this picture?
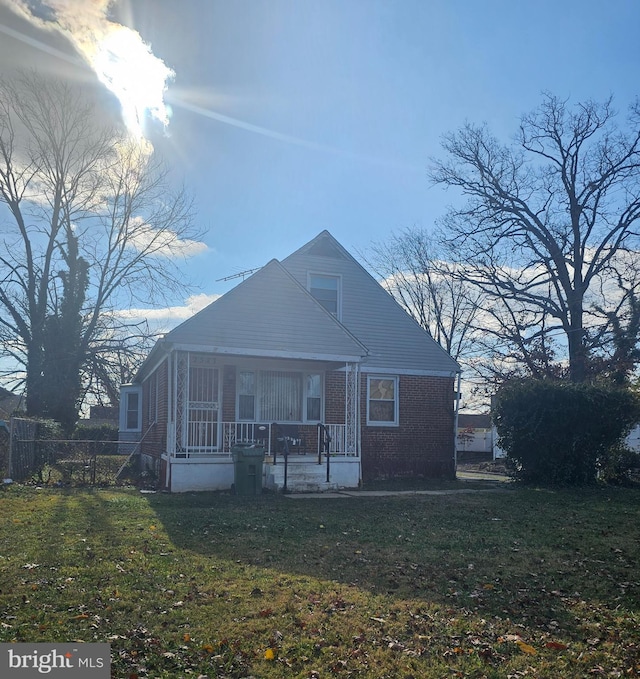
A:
[1,0,639,322]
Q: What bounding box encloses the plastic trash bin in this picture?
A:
[232,444,265,495]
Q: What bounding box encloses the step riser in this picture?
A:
[266,464,335,492]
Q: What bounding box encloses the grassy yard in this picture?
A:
[0,484,638,678]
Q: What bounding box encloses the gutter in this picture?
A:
[453,371,462,475]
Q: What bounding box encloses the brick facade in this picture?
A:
[140,358,169,462]
[360,373,455,481]
[138,358,455,485]
[325,369,456,480]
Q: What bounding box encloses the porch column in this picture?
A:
[345,361,359,454]
[174,351,188,453]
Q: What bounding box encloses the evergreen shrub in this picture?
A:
[492,379,640,485]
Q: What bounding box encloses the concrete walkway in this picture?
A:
[285,485,511,499]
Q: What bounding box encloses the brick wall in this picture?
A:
[324,371,345,424]
[324,370,455,480]
[140,358,168,461]
[360,373,456,481]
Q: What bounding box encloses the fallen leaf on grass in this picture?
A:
[264,648,276,660]
[516,640,537,655]
[545,641,568,650]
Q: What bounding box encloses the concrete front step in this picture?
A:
[265,461,337,493]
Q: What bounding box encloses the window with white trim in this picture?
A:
[238,371,256,420]
[305,373,322,421]
[236,370,323,422]
[120,386,142,432]
[367,375,399,426]
[309,274,340,317]
[260,371,302,421]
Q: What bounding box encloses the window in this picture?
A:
[306,374,322,421]
[367,376,398,426]
[238,371,256,420]
[260,371,302,421]
[126,392,139,429]
[120,387,142,432]
[309,274,340,317]
[237,370,323,422]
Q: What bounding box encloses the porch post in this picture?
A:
[345,361,358,454]
[174,351,188,453]
[167,351,175,455]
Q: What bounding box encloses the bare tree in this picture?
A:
[0,72,201,429]
[431,93,640,382]
[364,227,483,362]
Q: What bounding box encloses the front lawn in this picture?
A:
[0,485,638,677]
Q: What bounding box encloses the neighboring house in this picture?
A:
[0,386,22,422]
[119,231,461,492]
[457,413,494,458]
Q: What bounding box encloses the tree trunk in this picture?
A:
[568,301,588,382]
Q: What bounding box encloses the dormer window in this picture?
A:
[309,274,340,318]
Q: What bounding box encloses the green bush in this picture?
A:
[492,379,640,485]
[73,423,118,441]
[73,423,118,455]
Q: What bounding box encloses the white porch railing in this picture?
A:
[170,422,355,458]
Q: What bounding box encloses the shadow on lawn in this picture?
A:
[146,488,640,640]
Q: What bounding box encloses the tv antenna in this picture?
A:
[215,266,262,282]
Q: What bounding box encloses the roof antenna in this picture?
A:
[215,266,262,282]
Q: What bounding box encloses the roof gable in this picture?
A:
[282,231,460,374]
[162,259,367,361]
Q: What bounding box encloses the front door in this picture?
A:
[186,364,219,452]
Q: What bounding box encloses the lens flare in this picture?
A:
[1,1,175,140]
[92,27,174,139]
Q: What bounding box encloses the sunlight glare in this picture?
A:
[92,27,174,139]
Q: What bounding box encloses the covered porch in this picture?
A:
[160,349,362,492]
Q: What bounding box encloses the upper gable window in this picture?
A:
[309,274,340,318]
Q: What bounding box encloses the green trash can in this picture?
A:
[232,444,265,495]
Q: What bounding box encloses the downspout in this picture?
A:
[453,371,462,476]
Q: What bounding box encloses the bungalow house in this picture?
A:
[119,231,461,492]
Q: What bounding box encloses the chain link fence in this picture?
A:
[8,417,137,486]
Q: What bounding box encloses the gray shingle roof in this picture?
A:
[161,258,367,362]
[282,231,460,375]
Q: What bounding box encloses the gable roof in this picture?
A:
[156,259,368,364]
[282,231,460,375]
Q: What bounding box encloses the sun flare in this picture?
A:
[92,27,174,139]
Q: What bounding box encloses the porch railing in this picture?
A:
[171,422,355,458]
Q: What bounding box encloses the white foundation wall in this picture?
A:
[166,457,235,492]
[164,456,360,493]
